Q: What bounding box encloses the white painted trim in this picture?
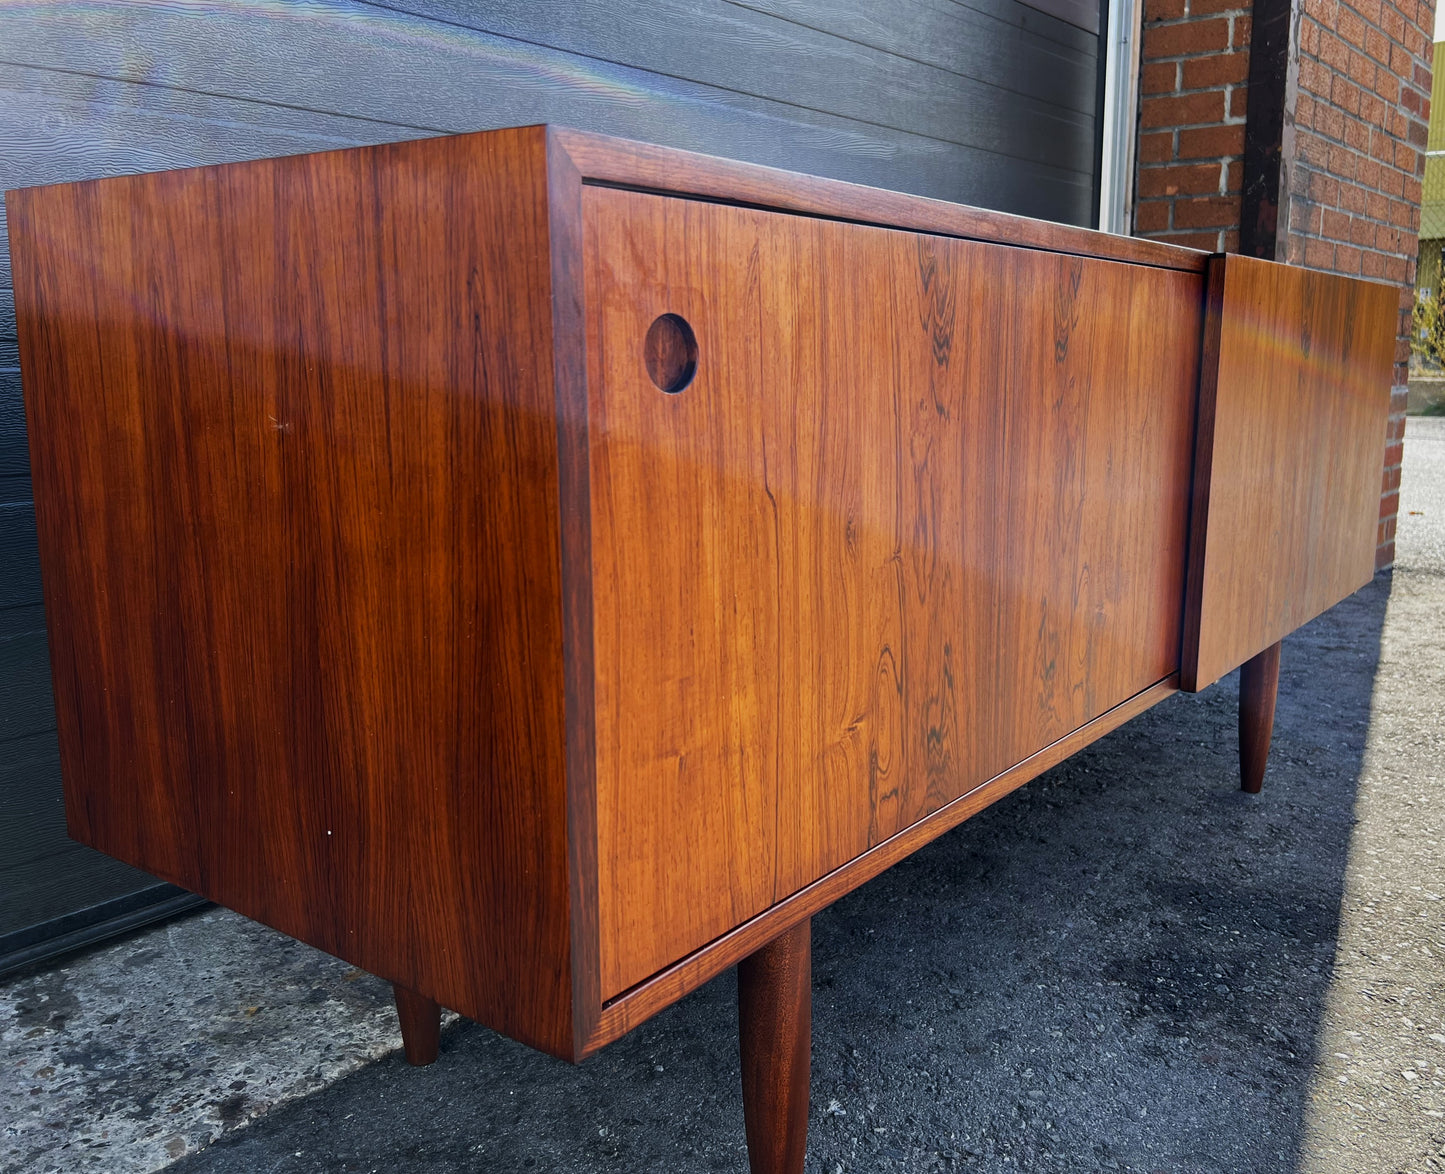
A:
[1098,0,1143,235]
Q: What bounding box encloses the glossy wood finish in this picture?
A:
[545,132,606,1058]
[585,184,1202,998]
[9,125,581,1057]
[589,674,1178,1049]
[1239,641,1282,794]
[1183,253,1397,690]
[393,984,442,1066]
[738,919,811,1174]
[6,128,1398,1086]
[554,128,1206,274]
[2,0,1107,962]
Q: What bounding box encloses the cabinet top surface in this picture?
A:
[7,122,1212,275]
[549,126,1211,273]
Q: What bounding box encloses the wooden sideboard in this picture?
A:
[6,125,1396,1173]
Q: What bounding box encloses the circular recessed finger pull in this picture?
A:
[644,313,698,394]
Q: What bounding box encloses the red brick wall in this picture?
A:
[1285,0,1432,568]
[1135,0,1253,250]
[1131,0,1433,569]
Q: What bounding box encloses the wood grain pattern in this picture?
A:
[10,126,1396,1083]
[1238,640,1281,794]
[587,674,1180,1051]
[0,725,180,948]
[546,132,605,1054]
[9,125,580,1057]
[585,185,1202,998]
[1,0,1104,950]
[555,128,1206,274]
[9,123,1205,1062]
[738,919,812,1174]
[1183,254,1397,690]
[393,984,442,1067]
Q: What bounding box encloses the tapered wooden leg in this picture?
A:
[393,983,441,1066]
[1239,640,1282,795]
[738,918,811,1174]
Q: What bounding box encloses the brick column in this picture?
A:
[1132,0,1434,569]
[1135,0,1254,250]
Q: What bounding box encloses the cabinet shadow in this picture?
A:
[169,574,1393,1174]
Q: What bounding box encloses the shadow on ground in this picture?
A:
[163,574,1391,1174]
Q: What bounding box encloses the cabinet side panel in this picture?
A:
[1184,255,1397,690]
[586,186,1201,999]
[9,127,576,1055]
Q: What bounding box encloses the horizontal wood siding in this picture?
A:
[0,0,1101,949]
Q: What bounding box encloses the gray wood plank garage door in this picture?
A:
[0,0,1105,971]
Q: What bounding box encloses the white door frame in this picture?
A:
[1097,0,1143,235]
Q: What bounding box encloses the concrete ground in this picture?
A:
[3,418,1443,1174]
[1407,378,1445,415]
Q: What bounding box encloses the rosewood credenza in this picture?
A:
[7,125,1395,1172]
